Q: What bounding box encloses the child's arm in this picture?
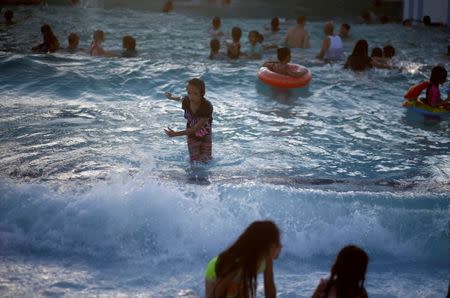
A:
[263,256,276,298]
[164,117,209,137]
[165,92,183,101]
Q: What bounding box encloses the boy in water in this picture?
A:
[122,35,137,57]
[263,47,306,78]
[339,23,351,39]
[227,26,242,59]
[285,16,310,48]
[209,16,224,37]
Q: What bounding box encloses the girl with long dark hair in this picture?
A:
[204,220,282,298]
[312,245,369,298]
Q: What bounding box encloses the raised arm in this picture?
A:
[165,92,183,101]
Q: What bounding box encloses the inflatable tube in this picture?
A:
[404,81,429,99]
[257,64,312,88]
[402,98,450,118]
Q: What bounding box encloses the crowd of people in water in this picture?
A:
[1,6,449,164]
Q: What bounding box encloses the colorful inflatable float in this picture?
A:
[402,81,450,119]
[257,64,312,89]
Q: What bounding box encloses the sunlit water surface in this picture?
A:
[0,4,449,298]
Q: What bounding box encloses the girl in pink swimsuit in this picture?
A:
[425,66,449,108]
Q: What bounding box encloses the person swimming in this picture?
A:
[122,35,137,58]
[262,47,307,78]
[209,38,225,60]
[424,66,449,108]
[205,220,282,298]
[32,24,60,53]
[344,39,372,71]
[227,26,242,59]
[316,21,343,61]
[284,16,310,49]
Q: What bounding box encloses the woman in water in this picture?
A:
[312,245,369,298]
[204,220,282,298]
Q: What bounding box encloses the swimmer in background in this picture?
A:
[246,30,263,59]
[122,35,137,58]
[402,19,413,27]
[209,16,224,37]
[312,245,369,298]
[162,1,173,13]
[3,10,15,25]
[316,21,343,62]
[344,39,372,71]
[227,26,242,59]
[209,38,225,60]
[263,47,307,78]
[90,30,114,57]
[284,16,310,49]
[205,220,282,298]
[424,66,449,108]
[370,47,391,69]
[164,78,213,163]
[339,23,351,40]
[32,24,60,53]
[65,32,83,53]
[382,44,395,67]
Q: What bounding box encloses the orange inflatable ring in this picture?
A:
[257,64,312,88]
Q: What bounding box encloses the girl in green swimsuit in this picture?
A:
[205,220,282,298]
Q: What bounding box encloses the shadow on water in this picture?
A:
[255,80,313,104]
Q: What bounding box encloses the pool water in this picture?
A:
[0,4,449,297]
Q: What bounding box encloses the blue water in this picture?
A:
[0,4,449,298]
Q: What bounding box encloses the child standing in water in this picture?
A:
[165,79,213,163]
[204,220,282,298]
[227,26,242,59]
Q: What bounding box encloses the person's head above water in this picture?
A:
[430,65,447,85]
[271,17,280,32]
[371,47,382,58]
[187,78,206,98]
[340,23,350,37]
[326,245,369,298]
[122,35,136,51]
[93,30,105,43]
[210,38,220,53]
[68,32,79,49]
[212,16,221,30]
[383,45,395,58]
[231,26,242,42]
[351,39,369,57]
[324,21,334,35]
[277,47,291,63]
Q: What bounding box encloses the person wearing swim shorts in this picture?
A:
[165,78,213,163]
[204,220,282,298]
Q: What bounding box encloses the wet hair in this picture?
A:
[429,65,447,85]
[162,1,173,13]
[271,17,280,32]
[215,220,280,298]
[68,32,79,47]
[40,24,60,51]
[277,47,291,61]
[123,35,136,50]
[187,78,206,97]
[231,26,242,42]
[423,15,431,25]
[351,39,369,57]
[4,10,13,21]
[93,30,105,43]
[212,16,221,29]
[210,38,220,52]
[324,245,369,298]
[341,23,350,31]
[371,47,382,57]
[297,16,306,25]
[383,45,395,58]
